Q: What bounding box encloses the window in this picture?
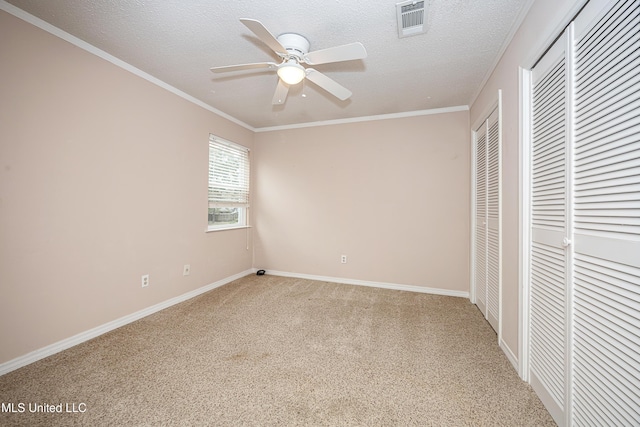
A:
[208,135,250,231]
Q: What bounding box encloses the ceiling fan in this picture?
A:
[210,19,367,105]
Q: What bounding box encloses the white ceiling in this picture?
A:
[4,0,531,130]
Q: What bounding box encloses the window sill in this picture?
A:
[206,225,251,233]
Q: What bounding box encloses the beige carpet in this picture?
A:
[0,274,555,426]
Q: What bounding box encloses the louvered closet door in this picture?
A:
[572,0,640,424]
[475,123,488,317]
[529,32,570,425]
[486,109,500,331]
[474,109,501,332]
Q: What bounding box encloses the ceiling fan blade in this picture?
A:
[240,19,288,56]
[271,79,289,105]
[210,62,277,73]
[303,42,367,65]
[305,68,352,101]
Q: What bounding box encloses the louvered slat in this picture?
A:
[486,114,500,328]
[530,42,567,419]
[475,128,488,312]
[573,0,640,424]
[530,239,567,408]
[574,253,640,426]
[476,132,487,217]
[533,60,566,233]
[487,229,499,326]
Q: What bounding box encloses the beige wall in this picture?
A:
[8,0,573,368]
[470,0,587,361]
[253,112,470,291]
[0,11,253,364]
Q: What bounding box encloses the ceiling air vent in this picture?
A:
[396,0,427,38]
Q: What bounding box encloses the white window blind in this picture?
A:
[208,135,250,209]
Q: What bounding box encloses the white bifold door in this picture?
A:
[474,106,501,333]
[527,0,640,425]
[529,27,571,424]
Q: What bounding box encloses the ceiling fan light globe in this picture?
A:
[277,63,306,85]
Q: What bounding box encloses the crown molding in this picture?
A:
[2,1,470,134]
[254,105,470,132]
[0,1,256,132]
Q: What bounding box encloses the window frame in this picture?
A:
[207,134,250,232]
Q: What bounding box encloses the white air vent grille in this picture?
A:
[396,1,427,38]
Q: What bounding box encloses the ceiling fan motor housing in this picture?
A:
[277,33,310,59]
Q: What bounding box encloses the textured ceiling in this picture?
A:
[3,0,530,129]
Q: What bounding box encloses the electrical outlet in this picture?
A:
[183,264,191,276]
[341,255,347,264]
[141,274,149,288]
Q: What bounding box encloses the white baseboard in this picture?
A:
[500,338,520,374]
[264,270,470,298]
[0,269,253,376]
[1,268,469,376]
